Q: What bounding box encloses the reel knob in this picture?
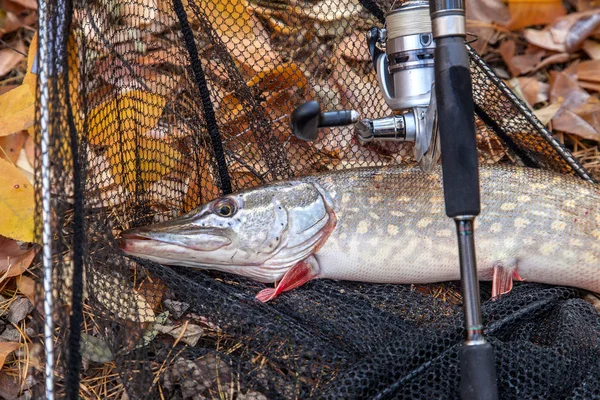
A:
[291,101,359,142]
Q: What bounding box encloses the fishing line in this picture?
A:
[386,6,432,38]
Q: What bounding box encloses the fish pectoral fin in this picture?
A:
[491,262,525,300]
[255,256,319,303]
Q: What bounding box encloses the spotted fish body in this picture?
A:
[119,165,600,300]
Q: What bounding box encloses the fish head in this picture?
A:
[118,180,336,282]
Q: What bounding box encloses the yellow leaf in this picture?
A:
[88,90,167,146]
[0,84,35,137]
[22,31,37,95]
[0,342,21,370]
[202,0,279,73]
[106,136,182,193]
[0,158,34,242]
[246,62,307,92]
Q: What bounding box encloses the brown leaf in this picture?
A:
[0,131,27,163]
[0,10,36,37]
[120,0,157,27]
[466,0,510,24]
[578,80,600,92]
[532,52,572,73]
[517,77,549,106]
[0,372,20,399]
[337,32,370,61]
[534,100,563,125]
[0,245,35,278]
[156,322,204,347]
[0,40,25,77]
[524,10,600,53]
[550,70,600,140]
[0,342,21,370]
[6,0,37,10]
[16,275,36,305]
[0,236,34,274]
[136,277,167,311]
[507,0,566,31]
[7,296,33,323]
[0,85,17,95]
[499,39,545,76]
[577,60,600,83]
[582,40,600,60]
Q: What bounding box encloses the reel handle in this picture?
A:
[291,101,359,141]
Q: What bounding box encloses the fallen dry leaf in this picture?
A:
[246,62,307,93]
[582,39,600,60]
[23,133,34,168]
[0,235,35,277]
[0,10,36,37]
[0,342,21,370]
[91,268,155,323]
[0,158,34,242]
[507,0,565,31]
[550,70,600,140]
[0,40,25,77]
[532,52,572,73]
[88,90,167,146]
[578,80,600,92]
[0,84,35,137]
[205,0,280,74]
[7,296,33,324]
[136,277,167,311]
[466,0,510,25]
[120,0,157,27]
[0,372,20,399]
[534,100,564,124]
[577,60,600,83]
[16,275,36,305]
[337,32,370,62]
[105,136,182,193]
[517,77,550,106]
[6,0,38,10]
[156,322,204,346]
[524,10,600,53]
[0,131,27,163]
[80,333,114,363]
[499,39,546,76]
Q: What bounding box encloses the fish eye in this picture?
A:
[212,198,237,218]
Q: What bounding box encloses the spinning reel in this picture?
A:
[291,0,440,172]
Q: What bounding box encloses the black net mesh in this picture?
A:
[32,0,600,398]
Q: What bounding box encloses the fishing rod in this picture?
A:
[291,1,499,398]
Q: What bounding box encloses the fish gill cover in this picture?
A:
[30,0,600,398]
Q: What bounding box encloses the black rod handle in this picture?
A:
[459,343,499,400]
[434,36,480,217]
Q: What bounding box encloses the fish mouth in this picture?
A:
[118,226,233,254]
[117,230,284,282]
[117,232,153,250]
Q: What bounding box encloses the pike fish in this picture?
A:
[118,165,600,302]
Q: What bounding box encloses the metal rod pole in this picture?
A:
[38,0,55,397]
[455,217,484,345]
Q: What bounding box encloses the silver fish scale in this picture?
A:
[306,165,600,293]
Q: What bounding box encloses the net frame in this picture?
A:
[30,0,600,398]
